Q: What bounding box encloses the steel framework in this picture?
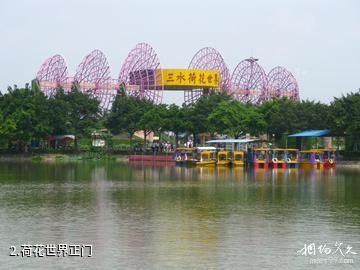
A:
[185,47,231,104]
[74,49,116,110]
[231,57,267,104]
[267,66,299,100]
[119,43,163,104]
[36,54,68,96]
[35,44,300,109]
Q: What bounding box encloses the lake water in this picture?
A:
[0,161,359,269]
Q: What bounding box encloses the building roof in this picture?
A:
[288,130,331,137]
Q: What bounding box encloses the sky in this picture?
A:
[0,0,359,104]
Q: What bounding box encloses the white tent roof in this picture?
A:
[194,146,217,150]
[206,139,258,144]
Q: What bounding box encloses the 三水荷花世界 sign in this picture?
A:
[156,69,220,88]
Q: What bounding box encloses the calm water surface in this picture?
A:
[0,161,359,269]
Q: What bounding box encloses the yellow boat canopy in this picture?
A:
[300,149,336,153]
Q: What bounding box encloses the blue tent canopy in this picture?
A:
[288,130,331,137]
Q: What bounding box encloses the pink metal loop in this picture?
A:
[231,57,267,104]
[119,43,163,104]
[36,54,68,96]
[74,49,116,110]
[267,66,299,100]
[185,47,230,104]
[36,46,301,108]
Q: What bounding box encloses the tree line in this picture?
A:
[0,82,360,152]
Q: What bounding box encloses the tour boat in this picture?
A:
[232,151,245,166]
[269,148,287,169]
[216,151,231,166]
[322,149,336,168]
[269,148,299,169]
[285,149,300,168]
[195,150,217,166]
[299,149,336,169]
[182,146,217,167]
[252,148,299,169]
[253,148,271,169]
[174,147,193,166]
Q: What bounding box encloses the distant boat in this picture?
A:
[299,149,336,169]
[216,151,231,166]
[232,151,245,166]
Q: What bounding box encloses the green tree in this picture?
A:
[330,91,360,151]
[139,103,167,143]
[48,87,100,150]
[66,87,100,150]
[208,100,265,138]
[188,92,232,142]
[106,93,148,145]
[163,104,189,147]
[242,104,266,135]
[47,89,71,135]
[260,97,299,141]
[0,84,51,151]
[0,112,16,142]
[294,100,331,131]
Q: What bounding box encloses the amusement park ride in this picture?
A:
[35,42,299,110]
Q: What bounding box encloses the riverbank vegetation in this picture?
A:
[0,83,360,158]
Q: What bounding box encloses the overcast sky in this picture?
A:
[1,0,359,104]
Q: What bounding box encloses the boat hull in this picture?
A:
[217,160,231,166]
[299,161,323,169]
[232,161,245,166]
[196,160,217,167]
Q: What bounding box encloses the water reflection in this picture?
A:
[0,161,359,269]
